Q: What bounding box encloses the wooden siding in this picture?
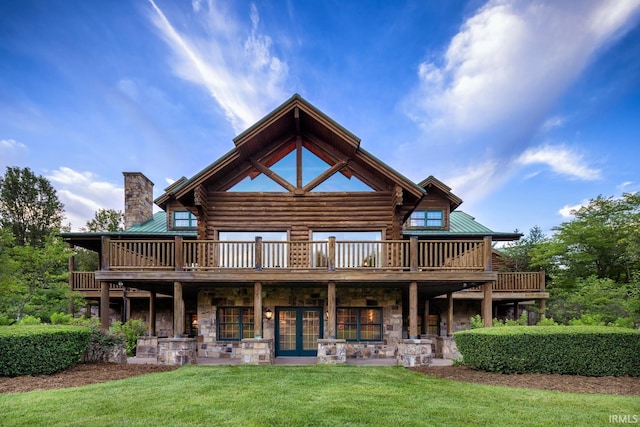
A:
[410,193,450,230]
[203,191,399,241]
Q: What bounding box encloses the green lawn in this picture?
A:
[0,365,637,426]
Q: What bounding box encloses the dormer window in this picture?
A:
[174,211,197,228]
[409,210,443,228]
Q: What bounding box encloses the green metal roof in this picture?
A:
[403,211,521,241]
[123,212,196,236]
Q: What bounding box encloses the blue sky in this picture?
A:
[1,0,639,237]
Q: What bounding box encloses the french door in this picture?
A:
[275,307,323,356]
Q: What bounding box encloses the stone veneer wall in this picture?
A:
[123,172,154,229]
[431,299,480,335]
[157,337,197,365]
[196,286,404,361]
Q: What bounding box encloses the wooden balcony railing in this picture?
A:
[70,272,120,291]
[465,271,546,292]
[100,236,494,272]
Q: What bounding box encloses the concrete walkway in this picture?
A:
[128,356,453,367]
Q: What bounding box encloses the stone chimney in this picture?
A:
[123,172,154,229]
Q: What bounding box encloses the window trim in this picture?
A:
[173,210,198,228]
[217,307,254,341]
[336,307,383,342]
[408,209,444,229]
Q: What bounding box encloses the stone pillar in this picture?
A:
[446,292,454,336]
[123,172,154,229]
[149,291,157,336]
[327,281,336,339]
[397,339,432,367]
[254,282,262,338]
[174,282,185,337]
[317,339,346,364]
[100,281,110,333]
[409,281,418,339]
[482,282,493,327]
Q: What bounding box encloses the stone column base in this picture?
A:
[435,336,460,359]
[239,338,274,364]
[136,336,158,359]
[397,339,432,367]
[158,337,197,366]
[317,339,346,364]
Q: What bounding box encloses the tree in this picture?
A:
[501,226,547,272]
[0,167,65,246]
[75,209,125,272]
[81,208,124,232]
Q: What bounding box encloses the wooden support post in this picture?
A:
[446,292,453,336]
[483,236,492,272]
[409,281,418,339]
[149,291,156,336]
[255,236,263,272]
[513,301,519,321]
[410,236,418,272]
[254,282,263,338]
[328,236,336,272]
[175,236,183,271]
[539,299,546,317]
[100,281,110,333]
[423,299,430,335]
[100,236,110,271]
[482,282,493,327]
[173,282,184,337]
[327,281,336,339]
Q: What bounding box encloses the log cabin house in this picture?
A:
[62,94,548,366]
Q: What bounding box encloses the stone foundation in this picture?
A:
[396,339,432,367]
[240,339,273,364]
[158,337,197,366]
[345,341,395,359]
[136,336,158,359]
[317,339,346,364]
[435,336,460,359]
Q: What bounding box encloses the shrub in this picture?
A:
[110,319,147,356]
[16,315,42,325]
[469,314,484,329]
[454,326,640,377]
[50,312,73,325]
[536,317,559,326]
[0,325,92,376]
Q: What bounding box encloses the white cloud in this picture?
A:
[400,0,640,198]
[46,167,123,230]
[0,139,29,169]
[559,201,589,218]
[516,144,601,180]
[147,0,289,133]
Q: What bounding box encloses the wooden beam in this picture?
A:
[100,281,110,333]
[100,236,110,271]
[446,292,453,336]
[173,282,185,337]
[482,282,493,327]
[302,160,348,193]
[423,299,430,335]
[409,281,418,339]
[327,281,336,339]
[254,282,262,338]
[483,236,493,272]
[149,291,156,336]
[249,158,295,192]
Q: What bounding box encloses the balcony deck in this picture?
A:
[73,237,546,298]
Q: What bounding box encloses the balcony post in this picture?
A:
[482,281,493,327]
[255,236,263,272]
[254,282,262,338]
[149,290,157,336]
[410,236,418,272]
[483,236,492,271]
[328,236,336,272]
[175,236,183,271]
[100,236,110,271]
[100,281,110,333]
[173,282,185,337]
[446,292,454,336]
[327,281,336,339]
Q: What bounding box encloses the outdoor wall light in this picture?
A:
[265,309,273,320]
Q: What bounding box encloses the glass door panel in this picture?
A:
[275,307,323,356]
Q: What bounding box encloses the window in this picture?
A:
[337,307,382,341]
[217,307,254,340]
[409,210,443,228]
[174,211,197,228]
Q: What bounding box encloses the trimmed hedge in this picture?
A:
[454,326,640,377]
[0,325,92,377]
